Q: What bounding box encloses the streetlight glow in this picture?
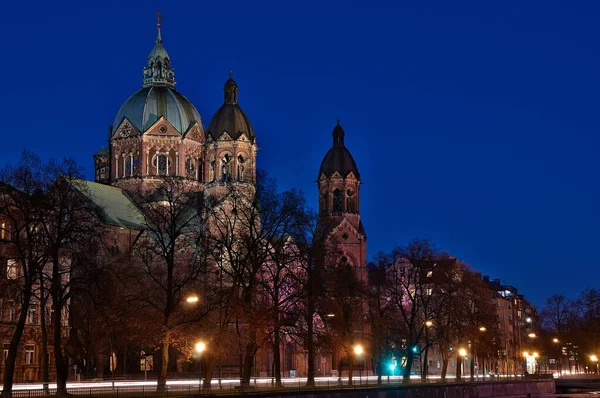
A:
[479,326,487,332]
[458,348,467,357]
[528,333,536,338]
[425,320,433,327]
[553,338,559,343]
[523,352,529,358]
[186,295,199,303]
[591,355,598,362]
[354,344,364,355]
[533,352,539,358]
[195,342,206,353]
[326,313,335,318]
[526,317,532,323]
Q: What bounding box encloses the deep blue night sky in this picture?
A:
[1,1,599,307]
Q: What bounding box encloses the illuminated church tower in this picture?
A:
[317,121,366,272]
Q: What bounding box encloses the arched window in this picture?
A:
[221,154,232,181]
[185,157,196,178]
[332,189,343,213]
[237,155,246,181]
[152,153,171,176]
[346,189,355,213]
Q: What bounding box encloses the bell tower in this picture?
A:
[317,121,366,271]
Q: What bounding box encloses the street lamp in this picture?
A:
[196,342,206,390]
[479,326,487,332]
[354,344,364,384]
[528,333,536,338]
[187,295,199,304]
[591,355,598,375]
[425,320,433,327]
[553,338,559,343]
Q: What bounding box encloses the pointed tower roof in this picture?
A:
[143,12,175,88]
[318,120,360,179]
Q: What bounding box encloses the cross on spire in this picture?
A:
[157,12,162,28]
[229,70,233,79]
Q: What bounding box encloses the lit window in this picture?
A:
[6,260,17,280]
[3,344,9,363]
[24,345,35,365]
[1,223,5,240]
[426,288,433,296]
[426,271,433,278]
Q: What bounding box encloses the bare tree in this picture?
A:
[126,178,212,392]
[0,151,48,398]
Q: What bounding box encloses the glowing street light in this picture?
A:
[326,313,335,318]
[553,338,559,343]
[526,317,532,323]
[591,355,598,362]
[425,320,433,327]
[533,352,539,358]
[354,344,364,355]
[528,333,536,338]
[479,326,487,332]
[458,348,467,357]
[195,342,206,353]
[523,352,529,358]
[187,295,199,304]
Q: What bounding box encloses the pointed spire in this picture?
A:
[143,12,175,88]
[156,12,163,44]
[224,71,239,105]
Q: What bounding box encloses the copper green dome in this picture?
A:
[113,86,204,135]
[113,14,205,136]
[318,121,360,179]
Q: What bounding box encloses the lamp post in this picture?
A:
[186,295,199,304]
[591,355,598,375]
[354,344,364,385]
[196,342,206,391]
[458,348,467,381]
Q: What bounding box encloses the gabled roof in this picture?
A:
[71,180,145,229]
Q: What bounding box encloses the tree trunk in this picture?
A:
[306,304,315,387]
[203,355,216,391]
[157,328,171,392]
[51,264,68,396]
[2,288,33,398]
[241,342,257,388]
[39,296,49,395]
[273,333,282,387]
[375,350,382,386]
[348,352,354,386]
[38,266,49,395]
[455,354,462,381]
[441,357,449,381]
[421,345,429,382]
[402,350,414,384]
[470,354,475,381]
[52,302,68,395]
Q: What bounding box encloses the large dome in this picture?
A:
[113,86,204,135]
[318,122,360,179]
[208,104,255,142]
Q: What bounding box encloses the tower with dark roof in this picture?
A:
[317,121,366,270]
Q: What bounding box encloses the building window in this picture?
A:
[426,288,433,296]
[24,345,35,365]
[6,260,17,280]
[3,344,9,363]
[27,306,38,325]
[6,301,15,322]
[426,271,433,278]
[332,189,343,213]
[1,222,5,240]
